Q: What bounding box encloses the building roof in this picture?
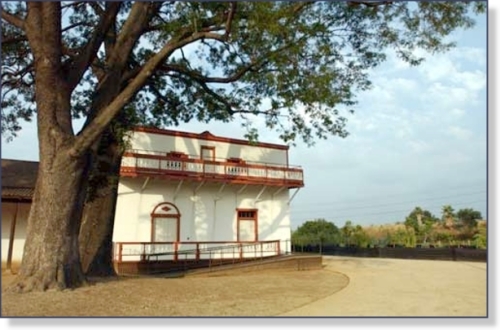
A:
[134,126,290,151]
[1,159,38,200]
[2,187,34,200]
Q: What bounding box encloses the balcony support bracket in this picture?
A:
[287,188,301,205]
[237,184,248,195]
[215,182,227,201]
[272,186,285,197]
[194,181,205,194]
[140,177,150,192]
[254,186,267,204]
[173,180,184,201]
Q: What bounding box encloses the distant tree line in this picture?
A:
[291,206,486,250]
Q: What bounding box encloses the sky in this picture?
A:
[1,8,488,230]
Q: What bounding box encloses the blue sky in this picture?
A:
[1,9,487,230]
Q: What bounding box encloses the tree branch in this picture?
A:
[61,21,87,33]
[348,1,393,8]
[146,81,178,109]
[157,70,278,120]
[291,1,315,15]
[0,34,28,45]
[120,48,260,94]
[70,30,225,157]
[108,2,161,69]
[90,58,106,81]
[61,2,85,10]
[1,11,25,30]
[120,66,143,85]
[88,2,104,16]
[61,43,79,57]
[103,2,117,59]
[188,77,279,118]
[160,36,302,85]
[188,75,236,115]
[225,2,237,39]
[1,62,33,80]
[160,60,264,84]
[65,2,121,90]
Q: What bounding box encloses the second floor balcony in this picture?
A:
[120,150,304,188]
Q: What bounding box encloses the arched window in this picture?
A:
[150,202,181,242]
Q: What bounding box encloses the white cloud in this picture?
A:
[419,56,456,82]
[408,140,431,154]
[395,125,413,139]
[415,50,485,95]
[365,122,376,131]
[392,77,418,92]
[453,70,486,91]
[449,46,486,67]
[450,108,466,118]
[446,126,474,140]
[362,83,395,104]
[422,82,481,110]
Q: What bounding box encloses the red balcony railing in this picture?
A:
[120,150,304,188]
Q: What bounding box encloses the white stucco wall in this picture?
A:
[113,177,292,254]
[128,131,288,166]
[1,201,30,267]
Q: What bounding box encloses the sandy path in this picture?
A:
[281,256,487,317]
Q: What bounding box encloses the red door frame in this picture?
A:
[236,208,258,242]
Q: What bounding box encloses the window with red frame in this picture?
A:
[237,209,258,242]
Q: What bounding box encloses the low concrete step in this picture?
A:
[178,254,323,277]
[115,254,323,277]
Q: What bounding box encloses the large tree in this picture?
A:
[351,224,371,247]
[1,1,485,292]
[456,208,483,229]
[292,218,340,247]
[404,206,439,244]
[341,220,355,246]
[441,205,456,229]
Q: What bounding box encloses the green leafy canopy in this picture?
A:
[1,1,486,146]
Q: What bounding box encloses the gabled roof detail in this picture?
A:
[199,131,215,138]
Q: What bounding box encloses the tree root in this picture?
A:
[4,271,88,293]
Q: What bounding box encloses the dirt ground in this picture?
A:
[1,256,486,317]
[281,256,487,317]
[1,268,349,317]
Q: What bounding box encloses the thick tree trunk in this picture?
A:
[8,154,90,292]
[7,3,92,292]
[79,184,118,276]
[79,136,123,276]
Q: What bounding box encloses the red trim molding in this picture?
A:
[150,202,181,246]
[236,208,258,242]
[200,145,215,161]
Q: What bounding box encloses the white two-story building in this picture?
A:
[113,127,304,274]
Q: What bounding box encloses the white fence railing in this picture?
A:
[114,240,282,262]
